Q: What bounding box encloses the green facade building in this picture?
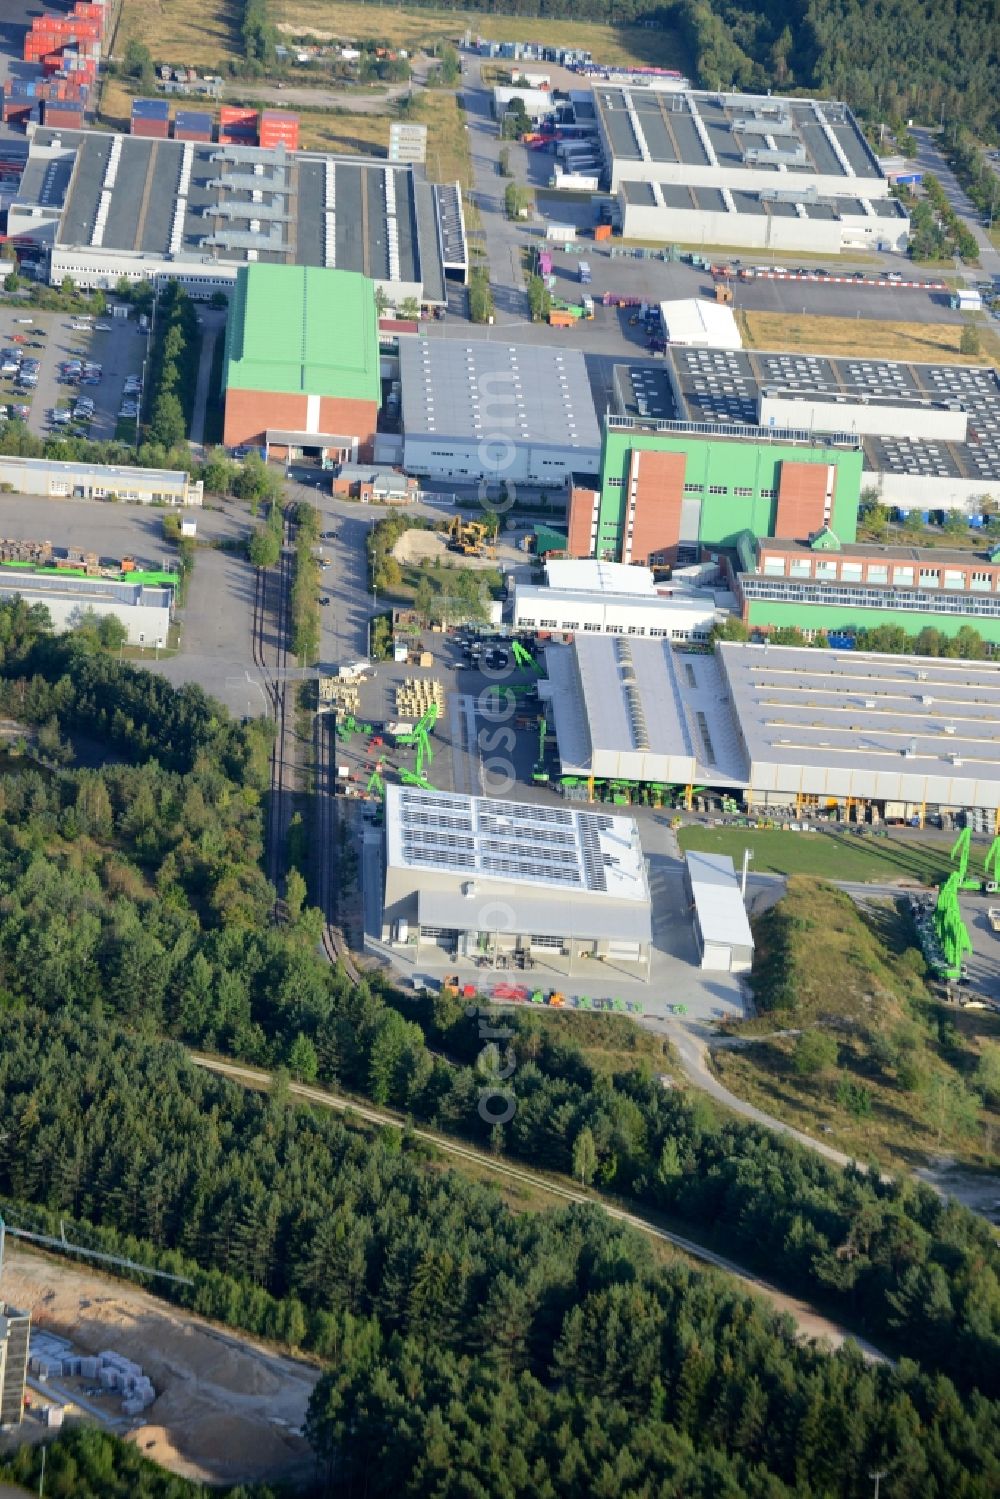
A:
[577,420,863,565]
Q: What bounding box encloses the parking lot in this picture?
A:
[9,309,149,443]
[533,236,964,327]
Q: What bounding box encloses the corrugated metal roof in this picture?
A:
[223,264,380,401]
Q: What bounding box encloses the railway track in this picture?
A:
[313,685,360,982]
[250,512,295,895]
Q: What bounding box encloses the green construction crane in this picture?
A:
[512,639,543,674]
[399,767,431,789]
[413,730,434,781]
[338,713,373,741]
[367,768,385,799]
[396,701,440,749]
[951,825,972,884]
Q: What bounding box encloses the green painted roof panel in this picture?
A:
[223,265,380,402]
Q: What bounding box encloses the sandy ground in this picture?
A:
[1,1245,320,1487]
[392,527,527,571]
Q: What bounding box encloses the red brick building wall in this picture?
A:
[628,450,687,565]
[566,486,598,557]
[774,461,834,539]
[223,388,378,460]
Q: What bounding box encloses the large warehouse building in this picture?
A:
[222,265,381,461]
[399,340,602,483]
[542,635,1000,822]
[594,87,908,253]
[0,455,202,506]
[7,127,456,304]
[382,785,652,970]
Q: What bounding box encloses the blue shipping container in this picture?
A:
[132,98,169,119]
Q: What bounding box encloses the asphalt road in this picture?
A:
[911,125,1000,282]
[284,474,379,669]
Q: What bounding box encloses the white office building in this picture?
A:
[513,558,723,640]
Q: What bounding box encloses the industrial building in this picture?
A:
[222,265,381,461]
[732,529,1000,647]
[569,365,863,565]
[542,633,745,789]
[0,455,202,506]
[542,634,1000,822]
[684,851,754,973]
[398,340,602,483]
[382,784,652,969]
[512,557,724,640]
[0,572,172,646]
[574,349,1000,565]
[594,87,908,253]
[7,126,455,305]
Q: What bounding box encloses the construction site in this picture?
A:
[0,1241,317,1486]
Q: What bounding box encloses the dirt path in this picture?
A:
[194,1053,889,1363]
[1,1244,319,1487]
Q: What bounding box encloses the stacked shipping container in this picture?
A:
[259,110,299,150]
[173,110,214,142]
[131,98,170,139]
[6,1,108,125]
[218,105,258,146]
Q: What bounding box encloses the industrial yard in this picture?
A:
[0,6,995,1496]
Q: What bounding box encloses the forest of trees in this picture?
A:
[350,0,998,136]
[2,1010,1000,1498]
[0,600,998,1487]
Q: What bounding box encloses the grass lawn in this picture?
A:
[741,310,998,366]
[678,824,954,885]
[121,0,691,79]
[713,877,1000,1173]
[279,1,692,72]
[117,0,242,69]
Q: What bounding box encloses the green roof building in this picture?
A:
[222,265,381,461]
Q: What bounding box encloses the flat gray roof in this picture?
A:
[686,850,754,953]
[613,363,679,421]
[543,635,746,786]
[718,642,1000,798]
[399,338,601,454]
[664,345,1000,484]
[597,87,880,183]
[29,128,444,294]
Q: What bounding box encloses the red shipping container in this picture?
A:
[260,122,299,150]
[219,105,258,127]
[131,118,170,139]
